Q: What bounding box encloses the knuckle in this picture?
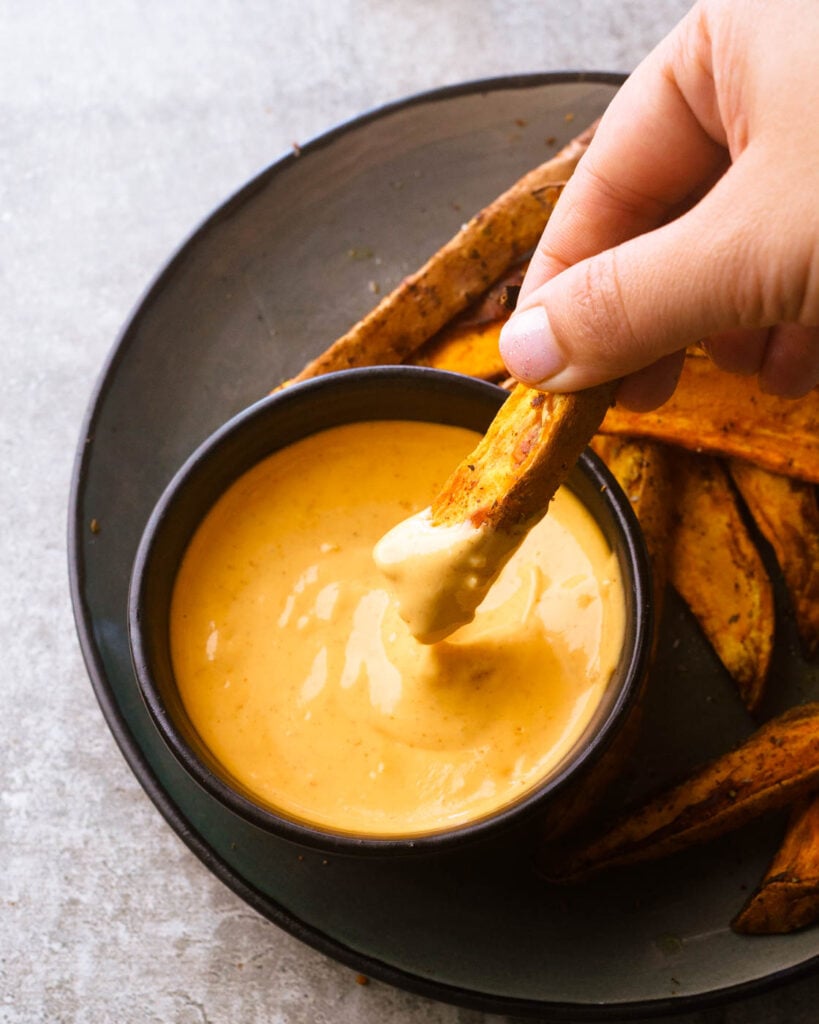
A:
[568,251,639,370]
[731,198,819,327]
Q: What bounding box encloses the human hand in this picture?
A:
[499,0,819,410]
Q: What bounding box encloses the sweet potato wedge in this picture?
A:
[410,320,507,381]
[601,355,819,483]
[540,703,819,883]
[668,452,774,714]
[434,262,525,331]
[732,795,819,934]
[282,123,596,385]
[590,436,673,610]
[728,460,819,659]
[409,265,522,379]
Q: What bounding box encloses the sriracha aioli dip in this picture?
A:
[170,420,625,837]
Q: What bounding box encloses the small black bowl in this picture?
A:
[129,366,653,856]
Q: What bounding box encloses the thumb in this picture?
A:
[499,160,772,397]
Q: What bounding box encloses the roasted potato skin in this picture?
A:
[602,356,819,483]
[540,704,819,883]
[410,265,525,380]
[667,452,774,714]
[733,795,819,935]
[729,460,819,659]
[591,435,672,612]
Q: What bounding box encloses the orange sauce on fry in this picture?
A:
[170,421,624,836]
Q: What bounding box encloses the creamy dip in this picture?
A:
[170,420,625,837]
[374,508,526,644]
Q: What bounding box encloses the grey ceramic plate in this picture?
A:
[69,73,819,1019]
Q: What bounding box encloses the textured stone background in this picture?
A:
[4,1,819,1021]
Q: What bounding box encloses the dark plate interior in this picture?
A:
[69,73,819,1019]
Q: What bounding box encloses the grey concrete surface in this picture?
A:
[3,1,818,1021]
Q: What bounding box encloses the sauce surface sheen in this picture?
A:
[170,420,625,836]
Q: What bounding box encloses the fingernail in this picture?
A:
[499,306,565,385]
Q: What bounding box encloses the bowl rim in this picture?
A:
[128,365,654,855]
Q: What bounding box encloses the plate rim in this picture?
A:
[67,69,819,1019]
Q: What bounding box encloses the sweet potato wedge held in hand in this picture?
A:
[282,123,596,385]
[668,452,774,714]
[601,355,819,483]
[374,381,615,643]
[430,383,617,532]
[732,795,819,935]
[540,703,819,883]
[728,460,819,659]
